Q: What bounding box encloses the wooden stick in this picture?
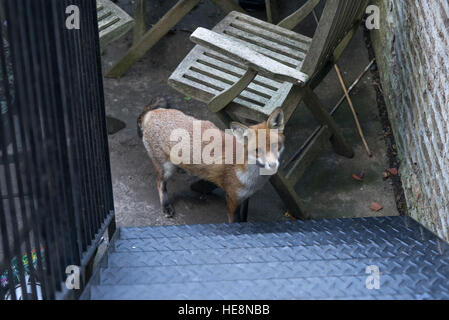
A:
[312,9,372,157]
[333,59,375,112]
[334,64,372,157]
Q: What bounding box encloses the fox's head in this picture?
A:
[230,108,285,173]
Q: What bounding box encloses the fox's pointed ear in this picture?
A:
[230,122,250,143]
[267,107,285,131]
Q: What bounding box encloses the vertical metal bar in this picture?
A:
[81,0,96,243]
[0,197,17,300]
[28,0,64,294]
[40,0,80,269]
[35,0,70,270]
[54,0,86,274]
[66,0,95,246]
[78,0,101,236]
[27,0,82,282]
[2,0,49,300]
[92,0,115,218]
[0,3,39,299]
[85,0,106,227]
[1,0,38,300]
[86,0,104,235]
[93,0,114,221]
[1,0,116,299]
[58,0,91,251]
[0,87,19,300]
[23,0,68,293]
[50,0,85,261]
[14,0,55,298]
[7,0,60,299]
[50,1,87,259]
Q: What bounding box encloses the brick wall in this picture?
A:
[370,0,449,241]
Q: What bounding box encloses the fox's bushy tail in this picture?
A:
[137,97,169,138]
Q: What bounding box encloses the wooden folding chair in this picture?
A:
[168,0,369,220]
[97,0,134,51]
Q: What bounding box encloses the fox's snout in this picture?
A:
[266,159,280,170]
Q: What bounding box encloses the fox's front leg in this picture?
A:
[226,194,241,223]
[157,177,175,218]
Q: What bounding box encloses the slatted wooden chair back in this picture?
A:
[301,0,369,77]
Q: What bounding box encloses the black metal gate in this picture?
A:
[0,0,115,299]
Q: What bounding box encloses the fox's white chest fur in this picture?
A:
[235,164,270,201]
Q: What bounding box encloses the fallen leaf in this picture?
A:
[284,211,297,220]
[387,168,398,176]
[184,96,191,101]
[370,202,383,212]
[352,173,363,182]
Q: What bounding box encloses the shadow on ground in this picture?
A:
[102,0,399,227]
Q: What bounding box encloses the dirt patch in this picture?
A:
[363,27,408,216]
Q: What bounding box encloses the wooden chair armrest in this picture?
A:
[207,69,258,113]
[190,27,309,86]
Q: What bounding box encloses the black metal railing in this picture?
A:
[0,0,115,300]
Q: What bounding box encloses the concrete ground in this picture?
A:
[101,0,399,227]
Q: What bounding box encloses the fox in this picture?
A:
[138,99,285,223]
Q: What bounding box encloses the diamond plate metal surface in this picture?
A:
[87,216,449,300]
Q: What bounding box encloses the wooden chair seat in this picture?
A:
[97,0,134,50]
[169,11,312,122]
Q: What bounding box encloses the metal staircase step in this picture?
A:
[118,216,420,240]
[89,272,443,299]
[107,241,443,268]
[99,257,449,285]
[112,220,441,253]
[85,216,449,300]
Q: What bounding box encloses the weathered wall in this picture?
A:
[370,0,449,241]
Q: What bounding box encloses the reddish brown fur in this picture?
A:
[140,107,285,222]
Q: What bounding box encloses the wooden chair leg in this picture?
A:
[209,0,245,14]
[106,0,201,78]
[265,0,279,24]
[300,86,354,158]
[214,109,237,127]
[133,0,147,45]
[270,172,309,220]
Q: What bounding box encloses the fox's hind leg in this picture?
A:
[157,178,175,218]
[155,162,176,218]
